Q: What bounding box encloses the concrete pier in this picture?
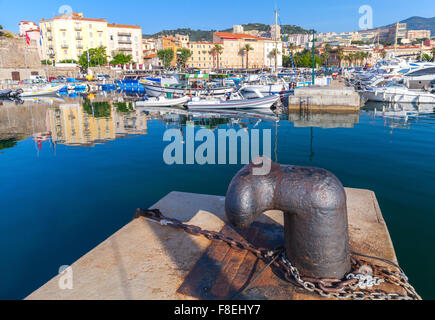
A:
[288,86,362,111]
[26,188,409,300]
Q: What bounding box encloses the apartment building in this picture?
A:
[107,24,143,64]
[285,33,314,47]
[40,13,108,62]
[187,41,220,69]
[213,32,265,69]
[39,12,143,64]
[407,30,431,41]
[155,37,183,66]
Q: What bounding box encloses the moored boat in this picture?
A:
[143,82,234,98]
[19,84,65,97]
[187,92,281,110]
[135,96,189,107]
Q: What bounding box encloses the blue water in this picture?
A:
[0,97,434,299]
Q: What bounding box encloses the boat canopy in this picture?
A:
[185,74,209,80]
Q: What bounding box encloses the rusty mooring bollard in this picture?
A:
[225,159,351,280]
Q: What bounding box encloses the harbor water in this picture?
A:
[0,94,434,299]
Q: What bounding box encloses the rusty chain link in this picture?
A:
[135,208,422,301]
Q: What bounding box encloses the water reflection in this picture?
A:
[2,93,435,154]
[362,102,435,131]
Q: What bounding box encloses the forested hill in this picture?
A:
[144,23,313,42]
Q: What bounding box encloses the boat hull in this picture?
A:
[363,90,435,104]
[135,96,189,107]
[187,95,281,110]
[19,85,65,97]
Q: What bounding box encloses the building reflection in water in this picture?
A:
[47,99,150,147]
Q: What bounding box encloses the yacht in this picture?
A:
[362,81,435,104]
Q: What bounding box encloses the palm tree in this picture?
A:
[323,44,331,67]
[242,44,253,70]
[381,50,387,59]
[336,46,344,68]
[269,48,280,72]
[211,44,224,70]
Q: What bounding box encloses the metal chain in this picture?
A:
[135,208,421,301]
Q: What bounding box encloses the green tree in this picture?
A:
[110,53,133,66]
[176,48,192,69]
[78,46,108,69]
[157,49,174,69]
[422,53,432,62]
[336,46,344,68]
[380,50,387,59]
[211,44,224,70]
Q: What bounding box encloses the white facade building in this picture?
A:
[264,40,283,70]
[107,24,143,64]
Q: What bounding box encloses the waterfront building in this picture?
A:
[213,32,266,69]
[187,41,220,70]
[39,12,143,64]
[39,12,108,63]
[155,36,183,66]
[264,39,283,70]
[107,23,143,64]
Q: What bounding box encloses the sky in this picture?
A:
[1,0,435,34]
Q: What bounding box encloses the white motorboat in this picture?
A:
[240,76,289,98]
[19,84,65,97]
[362,82,435,104]
[135,96,189,107]
[187,92,281,110]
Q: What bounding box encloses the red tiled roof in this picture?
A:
[108,23,141,29]
[214,32,265,40]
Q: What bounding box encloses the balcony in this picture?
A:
[76,35,83,40]
[47,36,53,41]
[118,40,132,44]
[118,32,131,37]
[75,25,82,31]
[119,48,132,52]
[77,44,83,49]
[61,44,69,49]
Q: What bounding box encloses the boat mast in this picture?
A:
[394,21,399,56]
[275,9,279,76]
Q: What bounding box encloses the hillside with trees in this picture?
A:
[144,23,314,42]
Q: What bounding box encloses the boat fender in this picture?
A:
[225,159,351,280]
